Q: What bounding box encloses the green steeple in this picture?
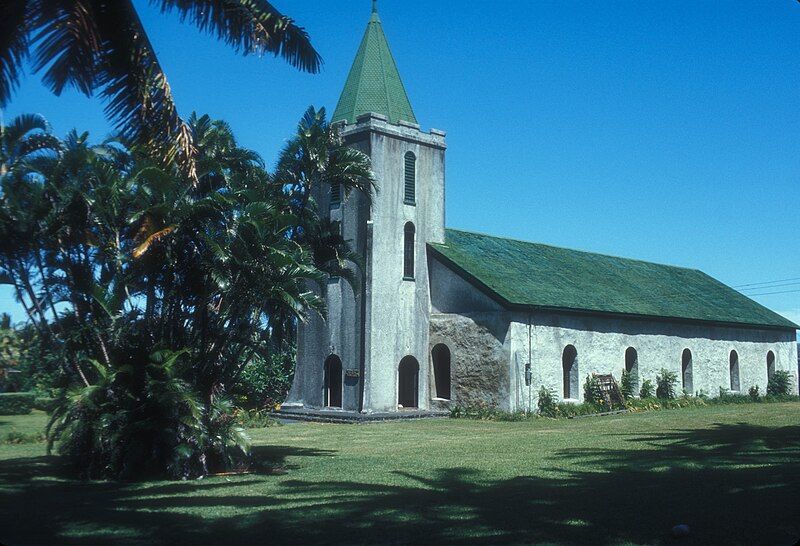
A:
[332,3,418,125]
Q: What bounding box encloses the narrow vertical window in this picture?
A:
[729,350,740,392]
[403,222,415,279]
[562,345,578,399]
[404,152,416,205]
[330,180,341,208]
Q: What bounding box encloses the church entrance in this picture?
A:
[398,356,419,408]
[324,355,343,408]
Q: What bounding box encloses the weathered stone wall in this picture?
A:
[508,311,798,411]
[430,313,512,410]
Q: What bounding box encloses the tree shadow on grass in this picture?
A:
[0,423,798,545]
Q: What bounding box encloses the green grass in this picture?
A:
[1,405,799,545]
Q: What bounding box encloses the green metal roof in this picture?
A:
[429,229,798,330]
[332,4,417,125]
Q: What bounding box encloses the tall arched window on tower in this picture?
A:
[562,345,578,399]
[403,222,415,279]
[404,151,416,205]
[729,350,740,392]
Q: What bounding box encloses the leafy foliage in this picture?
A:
[0,109,373,479]
[0,392,35,415]
[639,379,655,398]
[655,369,678,400]
[749,385,760,400]
[620,369,635,399]
[234,350,295,410]
[536,385,558,417]
[583,374,604,406]
[767,370,792,396]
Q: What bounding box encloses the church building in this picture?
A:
[283,5,798,416]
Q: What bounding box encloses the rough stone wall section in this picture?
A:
[430,313,511,411]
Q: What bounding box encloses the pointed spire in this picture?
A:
[332,4,417,125]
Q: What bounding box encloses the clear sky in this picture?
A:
[2,0,799,333]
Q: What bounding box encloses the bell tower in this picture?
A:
[285,2,446,413]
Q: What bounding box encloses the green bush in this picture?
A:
[33,397,56,412]
[620,369,635,399]
[627,396,706,412]
[537,386,558,418]
[716,388,752,404]
[235,409,279,429]
[234,351,295,410]
[639,379,654,398]
[767,370,792,396]
[583,375,604,406]
[748,385,760,400]
[3,430,46,444]
[0,392,35,415]
[655,369,678,399]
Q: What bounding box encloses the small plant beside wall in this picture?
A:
[583,375,604,407]
[767,370,793,396]
[655,369,678,399]
[537,386,559,418]
[620,369,635,399]
[748,385,760,400]
[639,379,655,398]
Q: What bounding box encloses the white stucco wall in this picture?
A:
[508,312,798,411]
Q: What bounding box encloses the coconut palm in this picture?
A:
[0,113,60,179]
[0,1,321,176]
[275,106,375,282]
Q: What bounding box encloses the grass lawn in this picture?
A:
[1,404,799,545]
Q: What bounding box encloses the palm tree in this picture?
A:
[0,1,321,176]
[275,106,375,279]
[0,113,60,178]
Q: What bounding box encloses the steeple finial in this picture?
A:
[372,0,378,14]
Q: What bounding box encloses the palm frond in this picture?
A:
[155,0,321,73]
[0,0,31,106]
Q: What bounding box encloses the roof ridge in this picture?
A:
[442,227,702,274]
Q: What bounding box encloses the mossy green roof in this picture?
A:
[429,229,797,330]
[332,7,417,125]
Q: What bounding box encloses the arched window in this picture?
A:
[625,347,639,394]
[398,356,420,408]
[767,351,775,381]
[729,350,740,392]
[404,151,416,205]
[681,349,693,394]
[431,344,451,400]
[403,222,415,279]
[330,180,341,208]
[324,355,343,408]
[562,345,578,399]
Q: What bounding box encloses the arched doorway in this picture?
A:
[398,356,419,408]
[324,355,343,408]
[681,349,693,394]
[431,344,451,400]
[562,345,578,399]
[729,350,740,392]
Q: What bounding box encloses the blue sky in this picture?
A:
[2,0,799,331]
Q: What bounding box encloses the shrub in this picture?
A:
[767,370,792,396]
[3,430,45,444]
[748,385,760,400]
[639,379,654,398]
[655,369,678,399]
[620,369,635,399]
[235,409,279,429]
[33,397,56,412]
[47,351,250,480]
[234,351,295,410]
[0,392,35,415]
[583,375,603,406]
[537,386,559,418]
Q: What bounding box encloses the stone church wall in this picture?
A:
[430,313,512,410]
